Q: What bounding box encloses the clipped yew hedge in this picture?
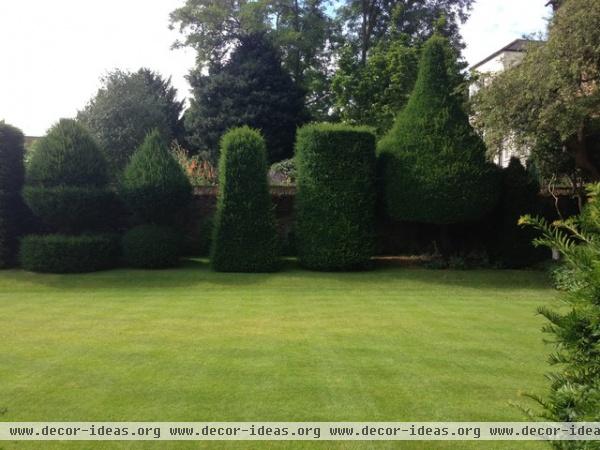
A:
[295,123,376,271]
[122,224,183,269]
[21,119,118,273]
[20,234,119,273]
[0,123,26,268]
[211,126,280,272]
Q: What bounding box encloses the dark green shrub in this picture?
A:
[122,224,183,269]
[20,234,119,273]
[0,123,26,193]
[0,123,26,268]
[488,158,548,268]
[120,129,192,224]
[378,35,500,225]
[23,186,118,233]
[22,120,117,273]
[295,123,376,270]
[27,119,108,187]
[211,127,280,272]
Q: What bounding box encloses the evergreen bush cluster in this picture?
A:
[20,119,118,273]
[0,123,26,268]
[120,130,192,268]
[295,123,376,270]
[211,127,280,272]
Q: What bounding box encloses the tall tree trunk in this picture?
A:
[569,125,600,181]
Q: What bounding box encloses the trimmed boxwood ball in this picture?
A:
[120,129,191,225]
[23,186,118,233]
[122,224,183,269]
[295,123,377,270]
[19,234,119,273]
[378,35,500,224]
[27,119,108,188]
[0,123,26,268]
[211,126,280,272]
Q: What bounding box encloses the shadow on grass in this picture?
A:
[0,257,553,293]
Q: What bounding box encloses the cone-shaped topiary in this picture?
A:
[21,119,118,273]
[488,158,548,268]
[211,126,280,272]
[378,35,500,225]
[295,123,377,270]
[120,129,191,225]
[0,123,26,267]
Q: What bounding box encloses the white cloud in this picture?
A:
[461,0,552,68]
[0,0,552,136]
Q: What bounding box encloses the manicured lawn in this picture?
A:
[0,261,557,449]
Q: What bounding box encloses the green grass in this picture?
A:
[0,261,558,449]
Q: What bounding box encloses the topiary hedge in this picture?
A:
[120,129,191,225]
[0,123,26,268]
[378,35,500,225]
[23,186,118,233]
[211,126,280,272]
[20,234,119,273]
[122,224,183,269]
[22,119,118,273]
[295,123,377,270]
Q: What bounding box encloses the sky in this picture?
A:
[0,0,552,137]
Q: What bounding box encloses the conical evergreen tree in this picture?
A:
[378,35,499,225]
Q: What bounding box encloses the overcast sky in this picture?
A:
[0,0,551,137]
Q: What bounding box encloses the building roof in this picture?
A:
[470,39,539,71]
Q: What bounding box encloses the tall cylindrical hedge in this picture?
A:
[119,129,191,269]
[295,123,376,270]
[20,119,118,273]
[211,126,280,272]
[0,123,26,268]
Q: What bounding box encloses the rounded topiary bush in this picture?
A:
[211,126,280,272]
[19,234,119,273]
[120,129,191,224]
[295,123,376,270]
[378,35,500,225]
[27,119,108,188]
[122,224,183,269]
[0,123,26,268]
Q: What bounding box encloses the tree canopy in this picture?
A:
[473,0,600,185]
[78,68,185,175]
[184,32,307,162]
